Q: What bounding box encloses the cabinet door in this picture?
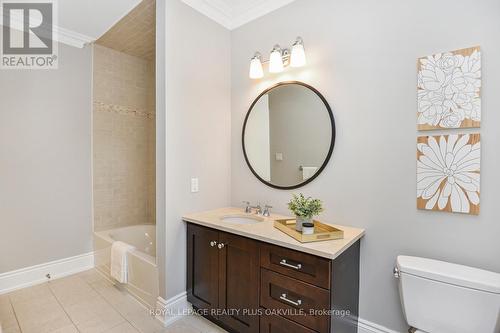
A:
[218,232,260,333]
[187,224,219,314]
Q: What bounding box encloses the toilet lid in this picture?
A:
[397,256,500,294]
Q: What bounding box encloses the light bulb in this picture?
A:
[249,53,263,79]
[269,45,284,73]
[290,37,306,67]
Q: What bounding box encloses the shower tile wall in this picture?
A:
[93,44,155,231]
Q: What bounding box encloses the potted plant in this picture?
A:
[287,193,323,231]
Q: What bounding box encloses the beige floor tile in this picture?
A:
[104,322,140,333]
[164,319,200,333]
[50,324,80,333]
[8,283,52,304]
[90,280,147,317]
[49,275,96,307]
[0,294,19,330]
[2,273,233,333]
[182,315,228,333]
[77,269,107,285]
[64,293,125,333]
[13,296,73,333]
[124,310,168,333]
[2,325,21,333]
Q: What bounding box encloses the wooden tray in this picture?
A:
[274,219,344,243]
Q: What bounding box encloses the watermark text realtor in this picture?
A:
[1,0,58,69]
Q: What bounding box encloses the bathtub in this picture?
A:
[94,224,159,308]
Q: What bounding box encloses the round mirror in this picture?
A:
[242,81,335,189]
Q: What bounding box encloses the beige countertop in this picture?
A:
[182,207,365,260]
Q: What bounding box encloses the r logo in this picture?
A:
[2,2,53,54]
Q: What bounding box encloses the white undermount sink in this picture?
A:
[221,214,264,225]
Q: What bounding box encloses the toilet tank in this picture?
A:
[396,256,500,333]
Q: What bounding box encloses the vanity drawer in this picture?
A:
[260,268,330,333]
[260,244,331,289]
[260,313,318,333]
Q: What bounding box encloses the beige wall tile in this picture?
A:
[96,0,155,61]
[92,45,156,231]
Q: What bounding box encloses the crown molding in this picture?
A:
[55,25,95,48]
[181,0,232,29]
[230,0,297,30]
[181,0,297,30]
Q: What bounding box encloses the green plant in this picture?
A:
[287,193,323,219]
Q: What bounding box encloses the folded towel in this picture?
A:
[111,241,135,283]
[302,166,318,180]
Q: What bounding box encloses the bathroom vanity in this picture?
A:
[183,208,365,333]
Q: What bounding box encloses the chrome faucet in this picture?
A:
[263,205,272,217]
[251,203,262,215]
[242,201,252,213]
[243,202,272,216]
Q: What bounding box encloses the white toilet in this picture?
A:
[396,255,500,333]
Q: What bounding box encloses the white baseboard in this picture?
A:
[358,318,403,333]
[155,292,191,326]
[0,252,95,294]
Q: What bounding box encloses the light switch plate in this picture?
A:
[191,178,199,193]
[275,152,283,161]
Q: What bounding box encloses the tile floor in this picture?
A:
[0,269,227,333]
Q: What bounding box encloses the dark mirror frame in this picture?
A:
[242,81,336,190]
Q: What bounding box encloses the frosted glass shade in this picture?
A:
[290,43,306,67]
[249,56,264,79]
[269,49,284,73]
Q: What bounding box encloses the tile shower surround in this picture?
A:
[93,45,156,231]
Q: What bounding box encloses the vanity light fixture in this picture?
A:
[249,37,306,79]
[290,37,307,67]
[249,52,264,79]
[269,45,285,73]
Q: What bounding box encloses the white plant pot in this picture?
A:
[295,216,312,232]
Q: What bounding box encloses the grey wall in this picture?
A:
[0,43,93,273]
[230,0,500,331]
[163,0,231,299]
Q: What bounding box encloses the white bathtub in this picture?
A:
[94,224,159,308]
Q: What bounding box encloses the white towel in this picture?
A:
[302,166,318,180]
[111,241,135,283]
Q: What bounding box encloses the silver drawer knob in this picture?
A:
[210,241,217,247]
[217,243,225,249]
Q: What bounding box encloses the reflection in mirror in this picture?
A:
[243,82,335,189]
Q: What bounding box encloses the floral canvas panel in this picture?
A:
[417,134,480,215]
[417,46,481,130]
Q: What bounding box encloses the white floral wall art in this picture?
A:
[417,46,481,130]
[417,134,480,215]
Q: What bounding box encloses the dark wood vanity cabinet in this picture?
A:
[186,224,219,312]
[186,222,360,333]
[187,224,260,333]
